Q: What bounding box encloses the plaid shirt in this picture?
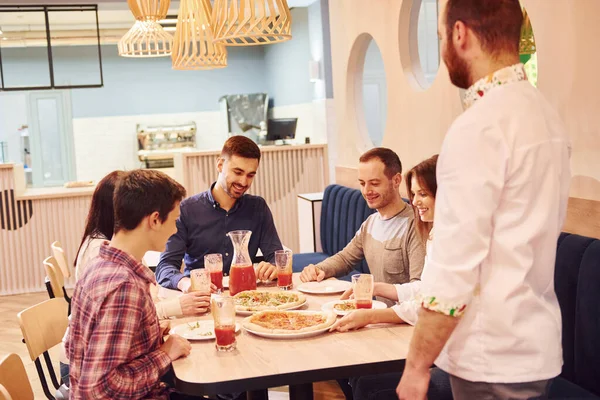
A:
[66,243,172,399]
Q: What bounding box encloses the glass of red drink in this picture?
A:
[211,295,237,352]
[352,274,374,309]
[275,249,293,290]
[205,253,224,293]
[190,269,211,293]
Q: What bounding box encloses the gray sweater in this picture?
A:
[317,204,426,286]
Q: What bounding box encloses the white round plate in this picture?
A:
[297,280,352,295]
[321,300,388,316]
[241,310,336,339]
[243,324,332,339]
[169,321,241,341]
[235,299,307,316]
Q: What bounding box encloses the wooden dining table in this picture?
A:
[158,273,414,400]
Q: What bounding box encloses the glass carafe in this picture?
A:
[227,230,256,295]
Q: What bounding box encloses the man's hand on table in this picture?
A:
[179,292,211,316]
[159,320,171,336]
[255,261,277,281]
[161,334,191,361]
[300,264,325,282]
[177,277,192,293]
[177,276,218,294]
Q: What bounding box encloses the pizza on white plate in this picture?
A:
[333,300,356,312]
[233,290,306,312]
[242,310,336,334]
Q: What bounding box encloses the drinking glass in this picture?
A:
[211,295,237,351]
[275,249,293,290]
[190,269,211,293]
[352,274,374,309]
[205,253,224,292]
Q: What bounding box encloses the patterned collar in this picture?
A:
[463,63,527,109]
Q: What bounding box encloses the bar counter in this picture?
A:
[0,144,329,295]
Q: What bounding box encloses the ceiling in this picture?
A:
[0,0,318,7]
[0,0,318,47]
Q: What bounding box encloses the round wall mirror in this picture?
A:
[361,39,388,147]
[416,0,440,88]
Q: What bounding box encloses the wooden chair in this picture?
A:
[50,241,71,280]
[18,298,69,400]
[42,257,71,307]
[0,384,12,400]
[0,353,34,400]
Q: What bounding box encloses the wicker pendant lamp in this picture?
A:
[118,0,173,57]
[212,0,292,46]
[172,0,228,70]
[519,9,536,55]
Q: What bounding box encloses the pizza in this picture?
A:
[233,290,306,312]
[333,301,356,312]
[243,310,337,334]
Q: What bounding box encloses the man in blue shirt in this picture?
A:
[156,135,283,292]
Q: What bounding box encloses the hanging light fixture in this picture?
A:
[212,0,292,46]
[519,9,536,56]
[172,0,227,70]
[118,0,173,57]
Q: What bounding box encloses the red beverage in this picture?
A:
[214,325,236,347]
[210,271,224,290]
[229,264,257,295]
[277,272,293,288]
[356,299,373,309]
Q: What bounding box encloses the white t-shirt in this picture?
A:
[391,238,432,325]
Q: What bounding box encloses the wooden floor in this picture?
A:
[0,291,345,399]
[0,291,56,399]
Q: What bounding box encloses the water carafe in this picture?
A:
[227,230,256,295]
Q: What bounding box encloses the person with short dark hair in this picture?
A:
[329,155,453,400]
[397,0,571,398]
[300,147,427,399]
[300,147,425,291]
[66,169,193,400]
[156,135,283,292]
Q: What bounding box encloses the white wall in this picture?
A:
[417,0,440,86]
[2,2,335,185]
[72,102,327,182]
[0,93,28,164]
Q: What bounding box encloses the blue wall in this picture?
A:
[73,45,270,118]
[2,44,269,118]
[1,6,322,118]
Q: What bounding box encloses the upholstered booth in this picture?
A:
[293,184,375,280]
[550,233,600,398]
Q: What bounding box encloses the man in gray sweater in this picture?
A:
[300,148,426,287]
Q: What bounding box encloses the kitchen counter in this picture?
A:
[0,163,96,200]
[0,143,330,296]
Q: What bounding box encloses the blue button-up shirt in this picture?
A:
[156,183,283,289]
